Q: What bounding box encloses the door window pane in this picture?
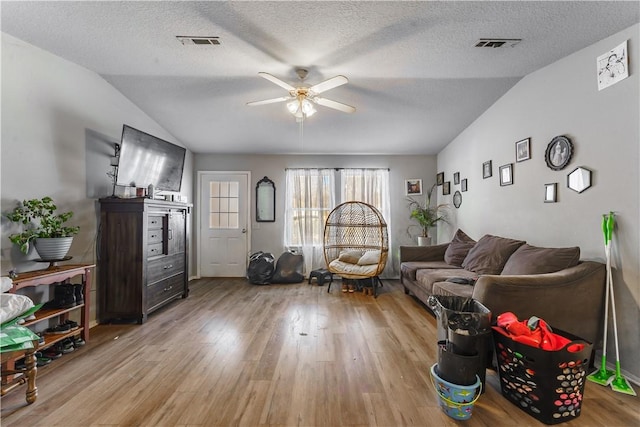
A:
[209,180,240,229]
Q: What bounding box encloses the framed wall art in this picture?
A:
[405,179,422,195]
[461,178,468,192]
[436,172,444,186]
[483,160,492,179]
[516,138,531,162]
[545,135,573,171]
[443,181,451,195]
[453,172,460,185]
[597,40,628,91]
[453,191,462,208]
[544,183,557,203]
[499,163,513,186]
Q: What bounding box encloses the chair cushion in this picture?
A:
[461,234,525,274]
[338,250,363,264]
[444,229,476,267]
[501,244,580,275]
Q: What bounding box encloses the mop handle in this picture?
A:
[600,214,611,354]
[605,213,622,360]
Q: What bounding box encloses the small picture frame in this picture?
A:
[545,135,573,171]
[453,172,460,185]
[499,163,513,186]
[483,160,492,179]
[405,179,422,195]
[516,138,531,162]
[443,181,451,195]
[436,172,444,186]
[461,178,468,192]
[544,183,557,203]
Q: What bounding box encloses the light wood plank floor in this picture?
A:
[1,278,638,426]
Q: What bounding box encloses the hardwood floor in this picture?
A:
[1,278,638,426]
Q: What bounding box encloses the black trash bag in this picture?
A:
[271,251,304,283]
[427,295,492,338]
[247,251,275,285]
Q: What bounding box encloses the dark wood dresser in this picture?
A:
[98,198,190,323]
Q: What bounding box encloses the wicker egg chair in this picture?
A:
[323,201,389,296]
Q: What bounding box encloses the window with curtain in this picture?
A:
[284,168,391,275]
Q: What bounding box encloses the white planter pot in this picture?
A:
[34,237,74,261]
[417,236,432,246]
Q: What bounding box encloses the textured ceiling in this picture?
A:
[2,1,638,155]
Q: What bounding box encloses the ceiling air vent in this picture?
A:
[176,36,221,46]
[475,38,521,48]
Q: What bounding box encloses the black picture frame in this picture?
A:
[545,135,573,171]
[544,183,557,203]
[461,178,468,192]
[436,172,444,186]
[483,160,492,179]
[516,138,531,162]
[443,181,451,195]
[453,172,460,185]
[499,163,513,186]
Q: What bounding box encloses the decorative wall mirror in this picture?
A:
[256,176,275,222]
[567,167,592,193]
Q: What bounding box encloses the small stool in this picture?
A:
[309,269,333,286]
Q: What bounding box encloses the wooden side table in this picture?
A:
[1,341,38,404]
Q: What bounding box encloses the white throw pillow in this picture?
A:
[358,250,381,266]
[338,250,363,264]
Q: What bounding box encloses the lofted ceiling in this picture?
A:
[2,1,638,155]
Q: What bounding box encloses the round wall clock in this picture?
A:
[545,135,573,171]
[453,191,462,208]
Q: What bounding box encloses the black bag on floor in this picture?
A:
[271,251,304,283]
[247,251,275,285]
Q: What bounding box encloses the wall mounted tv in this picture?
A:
[116,125,186,192]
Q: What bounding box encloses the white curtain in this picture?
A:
[340,168,393,277]
[284,168,335,275]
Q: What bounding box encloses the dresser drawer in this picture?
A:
[147,242,164,258]
[147,254,184,284]
[148,228,163,244]
[148,215,164,230]
[147,273,184,311]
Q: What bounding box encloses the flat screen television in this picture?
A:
[116,125,186,192]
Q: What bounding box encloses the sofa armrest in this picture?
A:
[400,244,449,263]
[472,261,606,346]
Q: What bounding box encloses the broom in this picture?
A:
[604,213,636,396]
[586,214,616,386]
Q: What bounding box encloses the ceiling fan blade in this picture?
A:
[315,97,356,113]
[309,75,349,94]
[247,96,291,106]
[258,72,296,92]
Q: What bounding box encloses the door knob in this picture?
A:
[242,228,247,233]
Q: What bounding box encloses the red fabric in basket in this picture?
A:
[496,312,571,351]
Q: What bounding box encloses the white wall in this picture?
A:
[194,154,437,277]
[1,33,194,323]
[436,24,640,380]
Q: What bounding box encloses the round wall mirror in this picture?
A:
[453,191,462,208]
[567,167,592,193]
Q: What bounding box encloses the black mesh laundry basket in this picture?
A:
[492,326,592,425]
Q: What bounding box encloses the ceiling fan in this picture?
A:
[247,68,356,122]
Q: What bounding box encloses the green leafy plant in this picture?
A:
[6,196,79,254]
[407,183,447,238]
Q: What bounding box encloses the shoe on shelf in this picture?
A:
[45,323,71,334]
[37,333,46,346]
[64,320,79,331]
[348,284,355,293]
[34,352,52,367]
[73,284,84,305]
[341,283,348,293]
[41,349,63,359]
[73,336,85,347]
[53,283,76,309]
[56,338,75,354]
[14,358,26,370]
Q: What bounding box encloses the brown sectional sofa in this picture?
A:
[400,231,607,348]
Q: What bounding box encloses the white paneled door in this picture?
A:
[199,172,249,277]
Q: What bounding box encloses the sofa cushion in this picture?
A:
[338,250,363,264]
[432,281,475,298]
[401,261,460,282]
[415,268,478,294]
[461,234,526,274]
[501,244,580,275]
[358,250,381,266]
[444,229,476,266]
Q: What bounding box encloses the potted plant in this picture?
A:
[6,196,79,260]
[407,183,447,246]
